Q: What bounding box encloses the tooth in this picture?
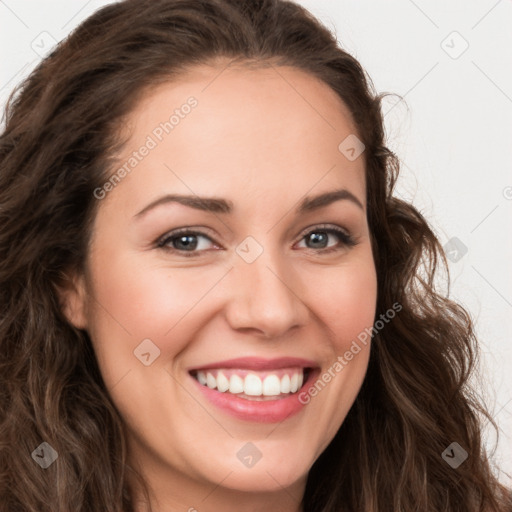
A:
[216,371,230,392]
[206,372,217,389]
[280,374,291,393]
[297,371,304,390]
[290,373,299,393]
[197,371,207,386]
[244,373,263,396]
[262,375,281,396]
[229,374,244,394]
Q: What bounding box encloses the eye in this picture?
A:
[157,229,218,256]
[296,225,356,253]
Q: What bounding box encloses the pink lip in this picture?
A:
[188,360,320,423]
[189,356,317,372]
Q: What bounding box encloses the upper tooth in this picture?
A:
[206,372,217,389]
[229,374,244,394]
[297,371,304,390]
[216,371,230,392]
[262,375,281,396]
[290,373,299,393]
[244,373,263,396]
[197,371,207,386]
[280,374,291,393]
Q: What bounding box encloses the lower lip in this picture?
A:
[190,370,317,423]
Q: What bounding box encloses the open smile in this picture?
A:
[188,357,319,422]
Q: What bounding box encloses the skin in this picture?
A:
[62,61,378,512]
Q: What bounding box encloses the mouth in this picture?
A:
[187,357,319,423]
[189,367,312,401]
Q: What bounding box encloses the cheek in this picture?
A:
[85,249,231,376]
[307,258,377,351]
[294,257,377,456]
[95,263,226,334]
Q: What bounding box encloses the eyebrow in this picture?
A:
[134,187,364,219]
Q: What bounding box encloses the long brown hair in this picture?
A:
[0,1,510,510]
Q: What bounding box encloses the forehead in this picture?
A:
[129,60,359,140]
[105,61,366,214]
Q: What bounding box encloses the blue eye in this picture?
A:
[297,226,356,253]
[158,229,216,255]
[157,225,356,257]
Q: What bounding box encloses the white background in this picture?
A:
[1,0,510,485]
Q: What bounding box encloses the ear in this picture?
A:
[55,271,88,330]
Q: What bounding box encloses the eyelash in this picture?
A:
[157,224,357,258]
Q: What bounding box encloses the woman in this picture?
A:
[0,0,510,511]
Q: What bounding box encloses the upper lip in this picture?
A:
[189,357,318,372]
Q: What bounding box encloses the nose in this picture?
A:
[223,246,310,339]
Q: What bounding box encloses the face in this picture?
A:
[65,62,377,510]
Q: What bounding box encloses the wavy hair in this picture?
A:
[0,0,510,510]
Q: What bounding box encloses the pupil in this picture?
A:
[175,235,197,251]
[308,232,327,248]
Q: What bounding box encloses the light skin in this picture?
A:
[61,61,378,512]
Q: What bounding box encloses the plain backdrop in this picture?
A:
[1,0,511,485]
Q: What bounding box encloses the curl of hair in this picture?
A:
[0,0,510,510]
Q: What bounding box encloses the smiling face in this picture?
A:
[64,62,378,510]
